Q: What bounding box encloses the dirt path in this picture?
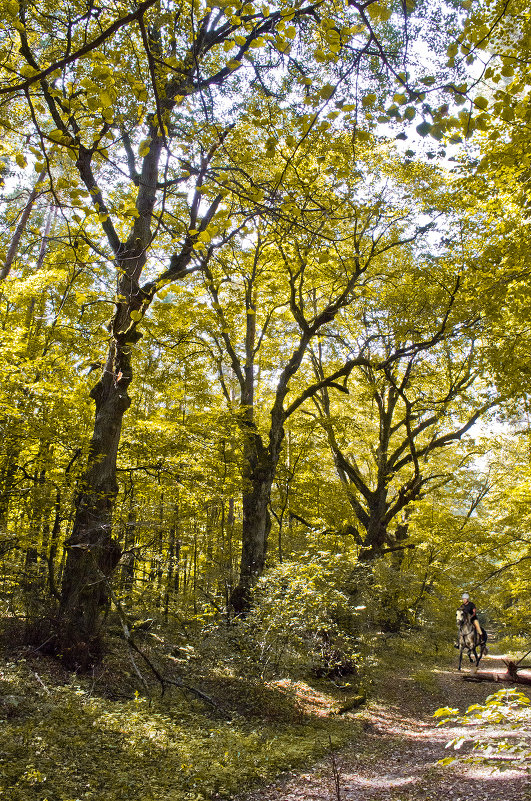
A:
[239,654,531,801]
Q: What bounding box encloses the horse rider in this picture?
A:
[460,592,487,644]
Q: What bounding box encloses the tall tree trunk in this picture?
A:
[46,488,62,600]
[225,496,235,606]
[1,168,47,280]
[57,129,168,666]
[358,492,390,561]
[58,341,130,668]
[120,491,137,600]
[0,203,56,532]
[0,442,19,529]
[164,503,180,621]
[55,122,221,665]
[230,419,284,614]
[231,460,273,613]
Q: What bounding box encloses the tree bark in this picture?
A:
[230,389,287,614]
[463,662,531,685]
[58,339,131,668]
[231,436,276,614]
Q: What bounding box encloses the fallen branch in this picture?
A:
[462,661,531,686]
[97,559,225,713]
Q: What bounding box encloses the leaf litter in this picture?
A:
[236,653,530,801]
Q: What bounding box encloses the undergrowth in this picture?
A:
[0,655,358,801]
[0,609,457,801]
[435,688,531,773]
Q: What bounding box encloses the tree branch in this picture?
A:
[2,0,159,96]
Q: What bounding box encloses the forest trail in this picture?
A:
[238,654,531,801]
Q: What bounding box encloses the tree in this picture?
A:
[4,0,362,663]
[313,308,496,562]
[197,126,468,611]
[0,0,517,658]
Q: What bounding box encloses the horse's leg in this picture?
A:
[458,647,463,671]
[473,630,484,666]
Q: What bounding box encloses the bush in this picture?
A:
[435,688,531,772]
[242,552,362,679]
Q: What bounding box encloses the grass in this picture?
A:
[486,633,530,658]
[0,617,464,801]
[411,667,440,693]
[0,644,360,801]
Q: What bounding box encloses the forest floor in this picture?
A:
[236,653,531,801]
[1,624,530,801]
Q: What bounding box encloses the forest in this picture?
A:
[0,0,530,799]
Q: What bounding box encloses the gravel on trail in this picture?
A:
[237,654,531,801]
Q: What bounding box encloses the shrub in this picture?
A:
[242,552,362,679]
[435,688,531,771]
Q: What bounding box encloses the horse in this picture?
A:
[456,609,487,671]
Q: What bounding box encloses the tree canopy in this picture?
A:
[0,0,529,672]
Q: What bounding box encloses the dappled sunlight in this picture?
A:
[269,678,340,717]
[342,773,420,789]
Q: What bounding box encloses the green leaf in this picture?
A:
[433,707,459,717]
[320,83,335,100]
[438,757,456,766]
[474,96,489,110]
[362,93,377,107]
[416,121,432,137]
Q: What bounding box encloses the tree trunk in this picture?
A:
[58,346,129,668]
[164,507,179,621]
[46,488,62,600]
[231,465,274,614]
[1,168,47,280]
[120,492,137,600]
[230,420,283,614]
[463,662,531,685]
[0,443,19,529]
[358,494,389,560]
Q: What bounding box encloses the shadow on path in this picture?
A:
[238,654,530,801]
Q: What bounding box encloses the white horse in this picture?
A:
[456,609,487,671]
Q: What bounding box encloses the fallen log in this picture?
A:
[462,661,531,685]
[333,694,366,714]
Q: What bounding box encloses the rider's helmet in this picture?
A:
[461,592,469,601]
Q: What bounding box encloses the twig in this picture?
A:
[329,735,342,801]
[94,558,224,712]
[33,671,51,695]
[1,0,158,96]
